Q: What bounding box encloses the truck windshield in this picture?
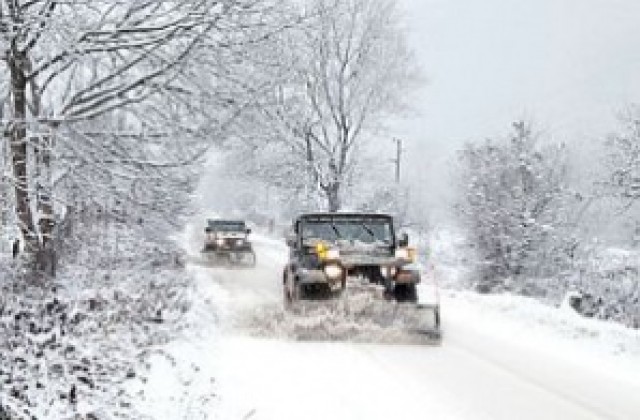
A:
[208,220,246,232]
[302,218,392,245]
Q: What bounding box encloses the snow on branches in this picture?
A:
[455,122,579,292]
[0,215,194,419]
[226,0,419,212]
[1,0,293,271]
[600,111,640,244]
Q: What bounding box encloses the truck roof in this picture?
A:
[207,219,246,227]
[295,212,393,223]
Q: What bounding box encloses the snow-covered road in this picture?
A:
[150,233,640,420]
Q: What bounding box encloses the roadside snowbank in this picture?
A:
[126,264,221,420]
[443,289,640,382]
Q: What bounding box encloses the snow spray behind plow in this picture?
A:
[236,285,440,345]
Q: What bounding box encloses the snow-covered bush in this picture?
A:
[0,216,193,419]
[563,247,640,328]
[521,247,640,329]
[598,111,640,247]
[455,122,579,292]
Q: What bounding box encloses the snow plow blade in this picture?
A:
[275,282,442,345]
[409,325,442,344]
[396,302,442,345]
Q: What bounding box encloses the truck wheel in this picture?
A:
[284,285,292,309]
[434,306,441,330]
[283,272,293,309]
[247,250,257,267]
[294,281,306,301]
[394,284,418,303]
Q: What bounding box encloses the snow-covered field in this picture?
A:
[137,229,640,419]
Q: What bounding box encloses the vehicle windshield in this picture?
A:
[208,220,246,232]
[301,217,393,245]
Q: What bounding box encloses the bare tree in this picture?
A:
[1,0,291,271]
[232,0,418,212]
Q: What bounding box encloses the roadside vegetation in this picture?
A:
[454,118,639,328]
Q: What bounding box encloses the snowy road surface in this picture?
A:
[147,233,640,420]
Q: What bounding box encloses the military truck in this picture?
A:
[202,219,256,267]
[282,212,441,337]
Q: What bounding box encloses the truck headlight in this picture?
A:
[395,248,410,260]
[381,266,398,278]
[235,239,244,246]
[395,247,416,262]
[324,264,343,279]
[216,239,224,246]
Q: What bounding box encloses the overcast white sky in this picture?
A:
[395,0,640,168]
[383,0,640,221]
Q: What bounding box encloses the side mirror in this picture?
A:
[285,233,297,247]
[205,227,212,233]
[246,228,252,235]
[398,232,409,247]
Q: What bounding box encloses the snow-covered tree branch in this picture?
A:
[455,121,579,292]
[601,112,640,211]
[0,0,292,272]
[227,0,419,212]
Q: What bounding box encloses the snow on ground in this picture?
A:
[135,226,640,419]
[445,290,640,365]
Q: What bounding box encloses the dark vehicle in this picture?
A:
[283,213,441,338]
[283,212,422,300]
[202,219,256,267]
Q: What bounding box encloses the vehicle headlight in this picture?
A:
[395,248,410,260]
[235,239,244,245]
[395,248,416,262]
[381,266,398,278]
[216,239,224,246]
[324,264,343,279]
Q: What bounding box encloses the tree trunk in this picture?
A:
[9,48,39,252]
[1,130,10,239]
[37,133,54,248]
[36,133,57,275]
[326,182,341,212]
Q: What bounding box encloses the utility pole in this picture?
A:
[392,138,402,183]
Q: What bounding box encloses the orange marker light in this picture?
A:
[315,242,328,259]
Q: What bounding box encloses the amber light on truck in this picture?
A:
[315,242,340,260]
[395,247,416,262]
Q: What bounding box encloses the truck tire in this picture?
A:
[244,250,256,267]
[394,283,418,303]
[293,280,307,301]
[283,270,293,309]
